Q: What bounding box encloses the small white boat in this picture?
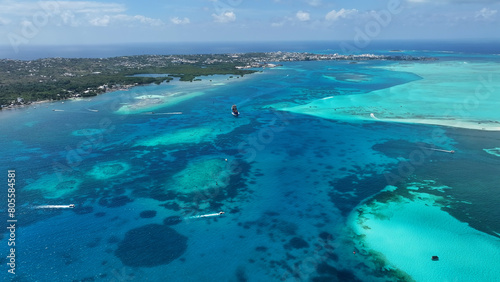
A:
[231,105,239,117]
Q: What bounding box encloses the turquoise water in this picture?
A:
[1,50,500,281]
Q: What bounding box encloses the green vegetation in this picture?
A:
[123,63,254,82]
[0,51,434,108]
[0,54,256,107]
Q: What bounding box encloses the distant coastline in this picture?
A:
[0,51,436,109]
[1,40,499,61]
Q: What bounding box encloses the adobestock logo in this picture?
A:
[8,1,64,53]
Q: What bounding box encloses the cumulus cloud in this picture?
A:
[475,7,497,20]
[296,10,310,21]
[171,17,190,25]
[89,14,163,27]
[119,15,163,26]
[0,1,163,27]
[325,8,358,21]
[212,11,236,23]
[89,15,110,26]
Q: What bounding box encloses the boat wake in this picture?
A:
[144,112,183,115]
[370,113,380,120]
[185,212,225,220]
[423,148,455,154]
[35,204,75,209]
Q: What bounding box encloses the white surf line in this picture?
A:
[35,204,75,209]
[185,212,225,219]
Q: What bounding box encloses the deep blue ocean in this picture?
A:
[1,40,500,60]
[1,41,500,281]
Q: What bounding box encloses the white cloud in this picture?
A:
[118,15,163,26]
[475,7,497,20]
[212,11,236,23]
[60,10,77,26]
[89,15,110,26]
[57,1,125,14]
[296,10,310,21]
[0,16,11,25]
[271,21,285,27]
[89,14,163,27]
[171,17,190,25]
[325,8,358,21]
[0,1,162,27]
[0,1,126,16]
[306,0,322,6]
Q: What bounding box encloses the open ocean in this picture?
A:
[1,41,500,281]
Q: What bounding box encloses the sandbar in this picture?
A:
[351,192,500,281]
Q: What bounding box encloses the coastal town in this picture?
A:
[0,51,436,109]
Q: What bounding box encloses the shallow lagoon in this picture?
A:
[1,52,499,281]
[351,192,500,281]
[281,61,500,131]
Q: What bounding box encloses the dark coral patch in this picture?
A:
[255,246,268,252]
[264,211,280,217]
[163,216,183,226]
[285,237,309,249]
[95,212,106,217]
[160,202,181,211]
[319,231,333,241]
[314,262,362,282]
[235,266,248,282]
[107,236,120,244]
[73,206,93,215]
[99,195,133,208]
[139,210,157,218]
[328,172,388,216]
[115,224,187,267]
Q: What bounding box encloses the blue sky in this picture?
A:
[0,0,499,46]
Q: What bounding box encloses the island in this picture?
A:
[0,52,436,109]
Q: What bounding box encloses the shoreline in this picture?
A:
[349,191,500,281]
[278,60,500,132]
[0,83,139,112]
[0,52,435,109]
[0,72,253,114]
